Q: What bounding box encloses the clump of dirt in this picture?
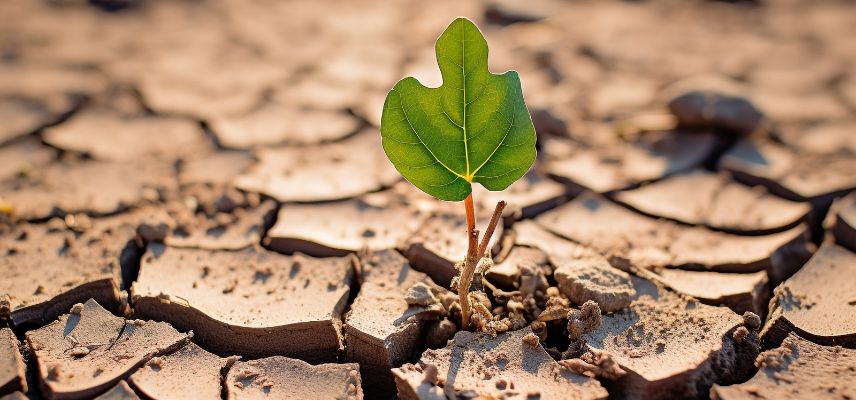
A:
[454,258,564,339]
[403,282,437,306]
[69,303,84,315]
[755,335,799,370]
[559,348,626,380]
[522,332,540,347]
[732,326,750,343]
[402,280,457,321]
[742,311,762,331]
[555,259,636,312]
[564,300,603,358]
[537,288,572,322]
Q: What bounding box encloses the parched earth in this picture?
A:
[1,0,856,399]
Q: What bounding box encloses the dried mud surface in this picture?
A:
[393,328,608,400]
[761,243,856,348]
[132,245,354,361]
[711,333,856,400]
[1,0,855,399]
[226,357,362,400]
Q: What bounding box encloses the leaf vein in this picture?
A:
[471,95,517,176]
[394,89,466,180]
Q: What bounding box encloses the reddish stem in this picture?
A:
[464,193,476,243]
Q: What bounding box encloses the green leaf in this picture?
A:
[380,17,537,202]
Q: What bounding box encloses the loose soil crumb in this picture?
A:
[523,332,540,347]
[565,301,603,358]
[403,282,437,306]
[743,312,762,331]
[732,327,750,343]
[70,303,85,315]
[755,336,799,371]
[425,319,457,349]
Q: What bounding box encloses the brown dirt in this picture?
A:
[1,0,855,399]
[720,138,856,204]
[762,243,856,348]
[0,223,125,326]
[42,110,209,162]
[555,258,636,313]
[652,269,769,317]
[614,169,810,234]
[91,382,138,400]
[139,192,278,252]
[1,161,175,221]
[474,171,573,222]
[131,246,354,361]
[344,250,436,398]
[226,357,362,400]
[512,220,600,264]
[26,299,191,399]
[712,333,856,400]
[392,327,608,400]
[828,192,856,252]
[545,130,720,193]
[486,246,550,290]
[0,328,26,395]
[403,212,505,287]
[209,104,361,149]
[234,132,400,203]
[266,196,422,257]
[537,192,813,283]
[581,277,760,399]
[128,342,237,400]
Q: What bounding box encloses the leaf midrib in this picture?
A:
[461,24,471,182]
[455,25,515,182]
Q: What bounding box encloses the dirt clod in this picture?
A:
[560,348,626,380]
[742,312,761,331]
[404,282,438,306]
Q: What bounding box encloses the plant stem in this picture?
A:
[464,194,476,237]
[460,227,478,329]
[478,200,506,257]
[459,195,507,330]
[460,193,478,329]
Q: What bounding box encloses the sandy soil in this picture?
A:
[1,0,855,399]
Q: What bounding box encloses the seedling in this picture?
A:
[380,17,537,329]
